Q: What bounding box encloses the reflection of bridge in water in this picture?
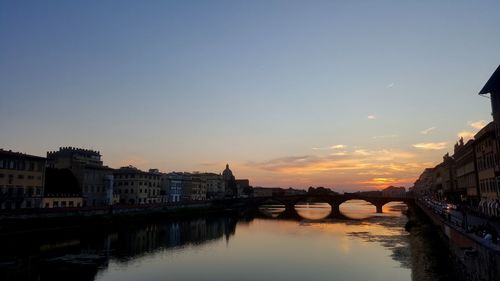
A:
[256,194,413,220]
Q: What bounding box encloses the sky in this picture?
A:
[1,1,500,191]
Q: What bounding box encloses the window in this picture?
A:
[45,202,49,208]
[0,174,4,178]
[53,201,59,207]
[18,175,24,179]
[69,201,74,207]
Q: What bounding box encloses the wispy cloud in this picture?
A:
[468,120,487,130]
[367,115,376,120]
[420,127,436,135]
[412,142,448,150]
[331,144,346,149]
[372,134,398,139]
[312,144,347,150]
[386,82,395,88]
[246,148,425,189]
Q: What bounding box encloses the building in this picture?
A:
[187,173,207,201]
[47,147,114,207]
[201,173,225,200]
[222,164,237,198]
[113,166,162,205]
[453,137,478,206]
[412,168,435,197]
[164,172,187,203]
[0,149,46,209]
[381,186,406,198]
[235,179,251,198]
[42,168,83,208]
[253,187,274,197]
[473,122,500,215]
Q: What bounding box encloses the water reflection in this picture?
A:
[295,203,331,220]
[0,201,441,281]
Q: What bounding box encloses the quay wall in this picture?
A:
[416,201,500,281]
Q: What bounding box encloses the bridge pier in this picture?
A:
[375,204,383,213]
[328,202,340,217]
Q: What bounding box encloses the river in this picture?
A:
[0,200,452,281]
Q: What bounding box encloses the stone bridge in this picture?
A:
[256,193,413,218]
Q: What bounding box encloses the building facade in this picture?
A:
[473,122,500,214]
[114,166,162,205]
[0,149,46,209]
[42,168,83,208]
[453,138,478,206]
[47,147,114,207]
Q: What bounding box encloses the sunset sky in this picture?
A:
[1,1,500,191]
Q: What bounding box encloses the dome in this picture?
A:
[222,164,234,180]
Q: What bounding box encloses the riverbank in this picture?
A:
[411,201,500,281]
[0,199,256,235]
[405,203,454,281]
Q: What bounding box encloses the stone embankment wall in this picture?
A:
[416,202,500,281]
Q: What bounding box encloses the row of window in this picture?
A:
[45,201,81,208]
[0,173,42,183]
[114,174,160,180]
[114,181,160,187]
[479,178,500,194]
[84,185,106,193]
[0,159,43,171]
[116,188,160,195]
[0,186,42,196]
[477,153,497,171]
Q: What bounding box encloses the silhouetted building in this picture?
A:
[43,168,82,208]
[0,149,46,209]
[222,164,237,198]
[381,186,406,197]
[47,147,114,206]
[235,179,251,198]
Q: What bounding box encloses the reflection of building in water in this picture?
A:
[108,216,239,261]
[0,215,242,281]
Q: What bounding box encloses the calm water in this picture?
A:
[0,201,439,281]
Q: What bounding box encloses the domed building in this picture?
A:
[222,164,237,198]
[222,164,235,181]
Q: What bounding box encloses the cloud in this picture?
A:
[246,148,423,188]
[331,144,346,149]
[420,127,436,135]
[372,134,398,139]
[386,83,395,88]
[412,142,448,150]
[367,115,376,120]
[312,144,347,150]
[458,131,475,140]
[468,120,487,130]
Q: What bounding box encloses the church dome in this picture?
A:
[222,164,234,180]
